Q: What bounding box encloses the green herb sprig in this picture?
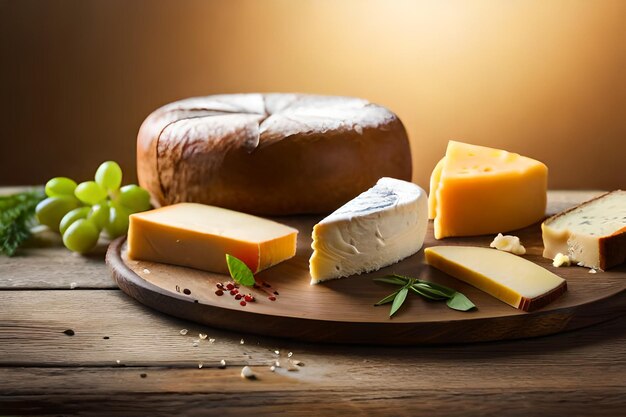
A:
[374,274,475,317]
[0,189,45,256]
[225,254,256,287]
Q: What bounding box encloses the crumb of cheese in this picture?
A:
[241,366,256,379]
[552,253,571,267]
[490,233,526,255]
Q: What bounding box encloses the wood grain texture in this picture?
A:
[107,196,626,344]
[1,290,625,415]
[1,365,624,417]
[0,241,115,290]
[0,300,626,416]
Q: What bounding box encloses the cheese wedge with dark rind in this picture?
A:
[542,190,626,270]
[424,246,567,311]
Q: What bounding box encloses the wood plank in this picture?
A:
[1,289,625,415]
[2,389,622,417]
[0,240,116,289]
[1,290,625,369]
[0,365,624,416]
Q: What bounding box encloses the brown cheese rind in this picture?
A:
[600,227,626,270]
[137,93,412,215]
[518,281,568,312]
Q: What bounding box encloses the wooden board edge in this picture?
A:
[106,237,626,346]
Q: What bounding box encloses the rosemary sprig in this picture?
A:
[0,188,45,256]
[374,273,476,317]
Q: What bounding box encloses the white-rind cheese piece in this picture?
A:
[309,177,428,284]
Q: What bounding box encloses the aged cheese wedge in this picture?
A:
[424,246,567,311]
[542,190,626,270]
[309,177,428,284]
[127,203,298,274]
[429,141,548,239]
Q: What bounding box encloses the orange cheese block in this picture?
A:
[429,141,548,239]
[127,203,298,274]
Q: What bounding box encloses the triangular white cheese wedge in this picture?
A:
[309,177,428,284]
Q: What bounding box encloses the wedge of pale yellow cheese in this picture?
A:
[424,246,566,311]
[128,203,298,274]
[429,141,548,239]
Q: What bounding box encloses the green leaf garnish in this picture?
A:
[375,289,400,306]
[374,273,476,317]
[225,254,256,287]
[446,292,476,311]
[373,277,407,285]
[410,285,448,301]
[412,282,451,299]
[389,287,409,317]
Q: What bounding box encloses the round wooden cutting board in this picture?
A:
[106,196,626,345]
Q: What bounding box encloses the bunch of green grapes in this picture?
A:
[35,161,151,253]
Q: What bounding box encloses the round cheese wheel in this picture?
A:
[137,93,412,215]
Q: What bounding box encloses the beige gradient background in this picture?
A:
[1,0,624,191]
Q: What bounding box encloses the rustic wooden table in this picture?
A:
[1,190,624,416]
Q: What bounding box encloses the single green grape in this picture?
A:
[62,219,100,253]
[89,202,110,230]
[95,161,122,191]
[45,177,77,197]
[36,196,81,232]
[116,184,151,213]
[75,181,107,205]
[104,204,131,238]
[59,206,91,235]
